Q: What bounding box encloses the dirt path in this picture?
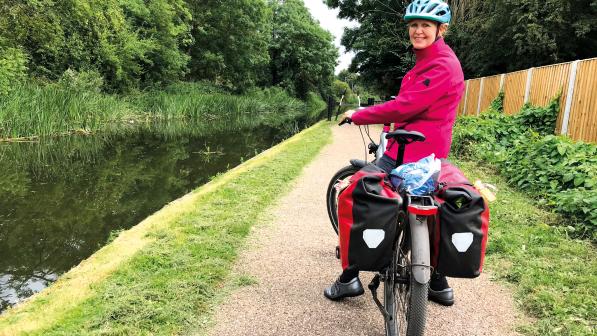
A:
[206,124,525,336]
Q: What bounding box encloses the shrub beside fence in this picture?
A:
[456,57,597,143]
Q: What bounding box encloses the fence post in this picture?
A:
[561,60,580,135]
[524,68,533,104]
[499,74,505,91]
[477,77,485,116]
[462,80,470,116]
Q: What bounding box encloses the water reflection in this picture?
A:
[0,119,310,313]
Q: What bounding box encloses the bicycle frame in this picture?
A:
[331,120,435,335]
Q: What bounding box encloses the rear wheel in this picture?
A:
[326,165,359,234]
[384,225,428,336]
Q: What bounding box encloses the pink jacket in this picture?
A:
[352,38,464,163]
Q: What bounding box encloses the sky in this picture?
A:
[302,0,358,74]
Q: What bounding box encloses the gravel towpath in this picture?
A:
[207,124,525,336]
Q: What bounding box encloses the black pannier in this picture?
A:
[431,160,490,278]
[337,165,403,272]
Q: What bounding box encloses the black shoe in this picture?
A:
[428,287,454,306]
[324,277,365,301]
[428,273,454,306]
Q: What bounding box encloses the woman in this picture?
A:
[324,0,464,307]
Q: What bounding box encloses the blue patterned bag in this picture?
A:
[389,154,441,195]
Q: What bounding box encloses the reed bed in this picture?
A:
[0,84,133,139]
[0,82,324,139]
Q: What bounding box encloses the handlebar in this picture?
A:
[338,117,352,126]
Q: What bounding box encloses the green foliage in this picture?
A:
[452,99,597,239]
[489,91,504,113]
[332,79,350,97]
[327,0,413,94]
[0,45,28,95]
[58,69,105,93]
[500,135,597,194]
[187,0,271,91]
[446,0,597,78]
[515,99,560,135]
[0,0,192,92]
[270,0,338,99]
[552,188,597,236]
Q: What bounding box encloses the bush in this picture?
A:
[0,46,28,95]
[552,188,597,236]
[452,97,597,239]
[515,98,560,135]
[58,69,104,93]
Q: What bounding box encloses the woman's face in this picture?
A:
[408,19,441,50]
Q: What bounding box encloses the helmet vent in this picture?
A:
[427,3,439,12]
[437,10,446,16]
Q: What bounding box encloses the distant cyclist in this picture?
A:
[325,0,465,306]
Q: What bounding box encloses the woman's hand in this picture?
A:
[344,109,356,119]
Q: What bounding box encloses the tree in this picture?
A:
[327,0,412,95]
[446,0,597,78]
[332,79,351,97]
[186,0,272,91]
[329,0,597,86]
[0,0,192,92]
[270,0,338,99]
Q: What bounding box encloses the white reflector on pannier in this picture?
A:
[452,232,473,252]
[363,229,385,248]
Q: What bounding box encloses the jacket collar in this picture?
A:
[413,37,445,62]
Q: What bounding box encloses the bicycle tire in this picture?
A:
[325,165,359,234]
[384,226,428,336]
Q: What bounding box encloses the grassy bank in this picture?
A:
[0,121,332,335]
[0,81,325,139]
[456,160,596,336]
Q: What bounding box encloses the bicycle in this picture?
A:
[327,118,437,336]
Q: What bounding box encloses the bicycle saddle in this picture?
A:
[385,129,426,143]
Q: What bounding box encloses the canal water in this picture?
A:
[0,119,314,313]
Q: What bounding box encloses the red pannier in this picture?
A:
[338,165,402,272]
[431,160,490,278]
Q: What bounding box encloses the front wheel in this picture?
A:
[384,226,428,336]
[325,165,359,234]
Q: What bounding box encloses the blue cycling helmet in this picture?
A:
[405,0,452,24]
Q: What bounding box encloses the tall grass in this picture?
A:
[0,83,133,139]
[133,85,311,130]
[0,81,325,139]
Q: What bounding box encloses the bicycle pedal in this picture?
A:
[335,246,340,259]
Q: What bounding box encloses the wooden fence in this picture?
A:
[456,57,597,143]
